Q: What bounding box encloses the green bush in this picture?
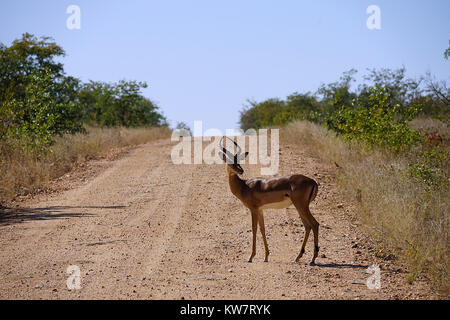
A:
[77,80,167,128]
[239,67,449,133]
[1,68,84,153]
[0,33,65,102]
[408,147,449,188]
[1,33,168,155]
[240,94,322,131]
[326,87,422,152]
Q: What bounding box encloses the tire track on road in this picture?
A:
[144,163,193,276]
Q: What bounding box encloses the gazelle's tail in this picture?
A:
[308,181,318,203]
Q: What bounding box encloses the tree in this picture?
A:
[0,33,65,102]
[316,69,358,116]
[0,34,84,152]
[239,98,285,131]
[175,122,192,136]
[357,67,422,112]
[2,68,84,152]
[444,40,450,60]
[77,80,167,127]
[325,86,422,152]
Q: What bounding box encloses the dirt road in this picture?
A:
[0,138,436,299]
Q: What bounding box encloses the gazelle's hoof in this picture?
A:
[309,261,316,266]
[264,258,268,262]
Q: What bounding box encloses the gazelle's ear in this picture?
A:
[237,151,249,162]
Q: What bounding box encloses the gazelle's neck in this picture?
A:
[226,166,248,200]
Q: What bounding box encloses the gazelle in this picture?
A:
[219,136,320,265]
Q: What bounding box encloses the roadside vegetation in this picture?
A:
[0,34,170,204]
[1,32,448,296]
[241,58,449,295]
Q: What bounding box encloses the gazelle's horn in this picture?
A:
[218,136,240,162]
[230,137,242,158]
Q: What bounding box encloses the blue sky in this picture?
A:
[1,1,449,134]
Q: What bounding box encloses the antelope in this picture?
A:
[219,136,320,265]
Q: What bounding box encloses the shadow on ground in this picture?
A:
[0,205,126,226]
[314,262,369,269]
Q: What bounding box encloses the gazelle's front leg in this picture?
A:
[248,209,258,262]
[257,210,270,262]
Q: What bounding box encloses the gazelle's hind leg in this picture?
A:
[291,185,320,265]
[295,217,311,262]
[308,211,319,265]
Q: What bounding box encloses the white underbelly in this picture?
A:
[260,198,293,210]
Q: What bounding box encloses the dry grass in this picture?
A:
[409,117,450,139]
[0,126,171,204]
[281,120,449,296]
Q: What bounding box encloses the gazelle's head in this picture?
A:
[218,136,249,175]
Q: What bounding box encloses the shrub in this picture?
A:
[326,87,422,152]
[1,68,84,153]
[77,80,167,128]
[281,120,449,296]
[240,94,322,130]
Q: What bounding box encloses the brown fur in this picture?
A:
[224,163,320,264]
